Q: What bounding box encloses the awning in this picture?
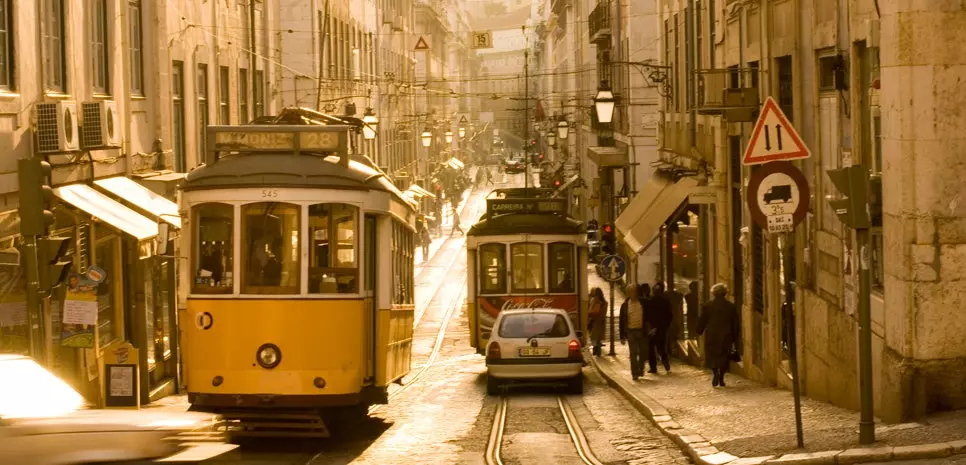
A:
[552,174,581,197]
[447,157,465,170]
[616,177,698,253]
[93,177,181,228]
[53,184,159,241]
[406,184,436,199]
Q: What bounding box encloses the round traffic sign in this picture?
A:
[746,161,810,233]
[597,255,626,282]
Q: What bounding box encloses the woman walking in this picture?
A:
[696,283,740,387]
[588,287,607,356]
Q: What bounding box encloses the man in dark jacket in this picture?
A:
[697,283,740,387]
[619,284,650,380]
[648,282,673,373]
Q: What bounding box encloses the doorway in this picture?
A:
[363,215,377,383]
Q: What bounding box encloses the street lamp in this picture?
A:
[445,130,454,144]
[595,80,616,124]
[361,108,378,140]
[458,126,466,139]
[420,128,433,147]
[547,129,556,147]
[557,120,569,140]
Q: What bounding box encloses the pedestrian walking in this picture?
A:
[696,283,740,387]
[420,222,431,258]
[619,284,650,380]
[685,281,700,339]
[588,287,607,356]
[450,209,464,236]
[648,283,673,373]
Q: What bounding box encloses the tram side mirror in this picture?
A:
[157,222,170,256]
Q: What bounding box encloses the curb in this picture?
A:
[588,356,966,465]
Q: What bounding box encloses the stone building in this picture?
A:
[643,0,966,421]
[0,0,278,406]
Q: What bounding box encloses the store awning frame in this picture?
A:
[406,184,436,199]
[552,174,581,197]
[616,177,699,254]
[447,157,465,170]
[53,184,160,242]
[93,177,181,229]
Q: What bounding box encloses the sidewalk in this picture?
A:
[414,166,477,271]
[586,268,966,465]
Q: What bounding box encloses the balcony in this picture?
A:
[588,0,611,45]
[694,68,760,121]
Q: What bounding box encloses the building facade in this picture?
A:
[639,0,966,422]
[0,0,279,407]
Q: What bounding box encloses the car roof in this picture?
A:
[497,308,569,317]
[0,354,28,362]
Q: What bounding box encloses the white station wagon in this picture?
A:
[485,308,584,394]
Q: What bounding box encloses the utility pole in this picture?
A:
[522,25,529,192]
[249,0,257,115]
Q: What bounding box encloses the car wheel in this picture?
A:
[567,375,583,394]
[487,375,502,395]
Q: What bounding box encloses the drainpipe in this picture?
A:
[250,0,257,114]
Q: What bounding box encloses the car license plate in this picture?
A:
[519,347,551,357]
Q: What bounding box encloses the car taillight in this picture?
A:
[487,341,502,360]
[568,340,580,359]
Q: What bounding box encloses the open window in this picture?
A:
[510,242,544,293]
[548,242,575,293]
[241,202,300,294]
[192,203,234,294]
[479,243,507,295]
[308,203,359,294]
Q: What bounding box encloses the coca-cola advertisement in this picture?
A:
[476,294,579,342]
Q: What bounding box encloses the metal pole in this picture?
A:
[857,227,875,444]
[22,236,46,365]
[523,25,529,192]
[608,281,616,356]
[784,234,804,448]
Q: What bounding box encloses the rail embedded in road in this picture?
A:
[484,396,605,465]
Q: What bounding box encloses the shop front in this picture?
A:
[0,177,181,406]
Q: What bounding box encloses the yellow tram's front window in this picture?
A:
[548,242,576,293]
[479,243,506,294]
[192,203,234,294]
[308,203,358,294]
[241,202,301,294]
[510,243,544,293]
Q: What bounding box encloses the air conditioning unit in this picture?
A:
[36,101,80,153]
[81,100,121,148]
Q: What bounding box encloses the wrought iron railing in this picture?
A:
[588,0,611,43]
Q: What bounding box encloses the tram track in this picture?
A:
[484,396,605,465]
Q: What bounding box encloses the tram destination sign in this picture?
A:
[486,198,567,217]
[209,126,347,153]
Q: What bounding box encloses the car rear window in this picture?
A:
[498,313,571,339]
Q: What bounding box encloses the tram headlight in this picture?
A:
[256,343,282,369]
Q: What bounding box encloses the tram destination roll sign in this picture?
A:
[486,198,567,217]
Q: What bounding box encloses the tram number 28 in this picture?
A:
[261,188,279,198]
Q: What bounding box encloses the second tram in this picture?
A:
[466,188,588,354]
[178,110,417,436]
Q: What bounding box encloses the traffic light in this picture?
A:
[18,157,55,236]
[826,165,871,229]
[553,177,562,188]
[38,236,72,294]
[601,223,616,254]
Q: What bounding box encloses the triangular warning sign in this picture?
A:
[743,96,810,165]
[414,36,430,51]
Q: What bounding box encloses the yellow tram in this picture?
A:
[178,109,417,435]
[466,188,589,354]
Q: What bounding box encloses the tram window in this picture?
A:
[548,242,576,293]
[192,203,234,294]
[392,221,415,305]
[241,202,300,294]
[308,203,358,294]
[479,243,506,294]
[510,243,544,293]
